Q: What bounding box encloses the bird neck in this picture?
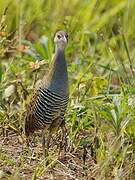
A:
[54,47,66,70]
[47,47,68,95]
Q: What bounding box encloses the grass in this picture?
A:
[0,0,135,179]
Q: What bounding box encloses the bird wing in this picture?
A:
[24,88,40,136]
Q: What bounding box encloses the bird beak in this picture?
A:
[63,36,67,43]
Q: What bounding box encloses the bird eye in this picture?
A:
[57,35,61,39]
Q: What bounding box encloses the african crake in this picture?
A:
[24,31,69,155]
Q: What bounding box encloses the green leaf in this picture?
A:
[0,63,2,83]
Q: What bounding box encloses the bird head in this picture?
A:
[54,31,68,49]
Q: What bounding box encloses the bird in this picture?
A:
[24,30,69,156]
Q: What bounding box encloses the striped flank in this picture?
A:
[32,88,68,129]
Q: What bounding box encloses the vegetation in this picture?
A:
[0,0,135,179]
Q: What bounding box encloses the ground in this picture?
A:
[0,129,95,180]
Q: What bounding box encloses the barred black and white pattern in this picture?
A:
[32,88,68,129]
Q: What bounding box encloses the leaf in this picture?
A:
[0,63,2,83]
[3,85,15,99]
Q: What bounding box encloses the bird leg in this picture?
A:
[26,136,30,147]
[26,135,33,147]
[42,129,46,157]
[58,119,67,156]
[62,123,67,152]
[46,130,52,151]
[42,128,52,157]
